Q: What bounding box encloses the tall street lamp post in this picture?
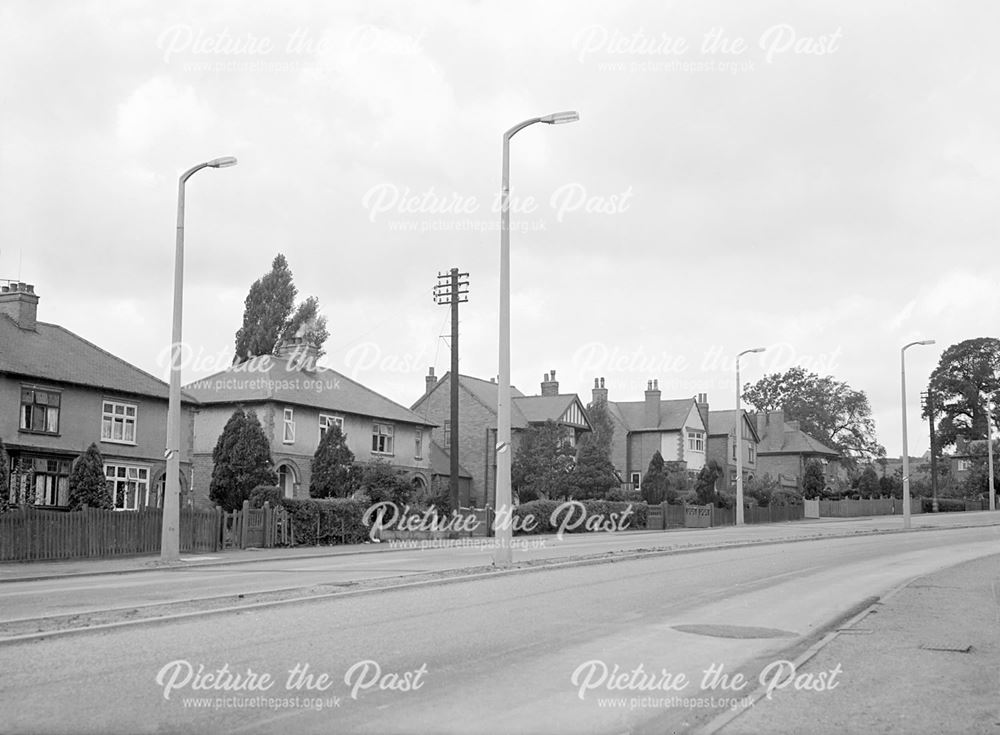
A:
[736,347,766,526]
[988,391,996,512]
[161,156,238,561]
[495,111,578,567]
[901,339,935,530]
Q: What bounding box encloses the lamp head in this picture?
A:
[917,340,936,346]
[207,156,238,168]
[539,111,579,125]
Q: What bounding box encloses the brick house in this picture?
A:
[411,368,592,507]
[751,410,845,491]
[588,377,709,487]
[184,339,435,503]
[0,281,197,509]
[707,407,762,491]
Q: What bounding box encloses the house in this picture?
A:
[949,437,975,481]
[411,368,593,506]
[427,440,473,504]
[183,336,435,503]
[751,410,845,491]
[0,281,197,509]
[588,377,709,487]
[707,407,762,491]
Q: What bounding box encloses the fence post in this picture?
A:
[240,500,250,549]
[263,501,272,548]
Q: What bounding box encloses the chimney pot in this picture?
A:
[653,379,659,390]
[543,372,549,382]
[594,378,599,388]
[600,377,605,388]
[551,369,556,379]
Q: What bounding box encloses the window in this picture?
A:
[957,458,971,472]
[443,420,451,446]
[104,464,151,511]
[27,457,71,506]
[372,423,394,454]
[688,431,705,452]
[20,388,60,435]
[318,414,344,442]
[415,428,423,459]
[747,444,755,464]
[283,408,295,444]
[101,400,137,444]
[732,442,737,461]
[629,472,641,487]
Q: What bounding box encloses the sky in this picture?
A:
[1,0,997,458]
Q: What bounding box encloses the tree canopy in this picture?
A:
[569,434,618,499]
[310,424,355,498]
[68,443,112,510]
[742,366,883,461]
[801,459,827,498]
[924,337,1000,451]
[511,420,576,502]
[209,408,279,511]
[233,254,330,363]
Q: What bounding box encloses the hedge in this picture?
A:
[513,499,647,535]
[279,497,370,545]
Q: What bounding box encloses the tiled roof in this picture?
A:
[708,410,760,442]
[513,394,589,427]
[429,441,473,478]
[184,357,434,427]
[754,413,840,456]
[611,398,695,432]
[0,315,193,402]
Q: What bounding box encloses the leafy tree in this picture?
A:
[310,424,355,498]
[0,438,9,513]
[585,398,615,456]
[694,460,721,506]
[68,443,112,510]
[279,296,330,360]
[569,435,619,499]
[960,440,999,499]
[924,338,1000,451]
[801,459,826,499]
[742,366,884,463]
[234,254,297,363]
[879,472,901,499]
[209,409,279,511]
[744,474,785,507]
[641,451,668,504]
[354,460,413,507]
[512,420,576,501]
[857,465,879,499]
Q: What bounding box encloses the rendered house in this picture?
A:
[588,377,709,488]
[0,282,197,509]
[411,368,593,507]
[707,407,762,491]
[751,410,845,491]
[184,338,435,503]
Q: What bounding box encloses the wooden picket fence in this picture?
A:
[0,502,289,562]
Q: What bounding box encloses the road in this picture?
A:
[1,513,995,625]
[1,520,998,734]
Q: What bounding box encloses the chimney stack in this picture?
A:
[644,379,661,427]
[696,392,709,431]
[592,376,608,405]
[425,367,437,396]
[541,369,559,396]
[0,282,39,331]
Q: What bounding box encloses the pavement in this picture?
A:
[708,551,1000,735]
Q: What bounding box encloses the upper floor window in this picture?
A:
[688,431,705,452]
[20,388,60,435]
[372,422,394,455]
[283,408,295,444]
[957,458,972,472]
[318,414,344,443]
[629,471,641,487]
[101,400,137,444]
[415,428,423,459]
[747,444,755,464]
[732,441,737,461]
[443,419,451,446]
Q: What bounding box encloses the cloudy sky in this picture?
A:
[2,0,997,457]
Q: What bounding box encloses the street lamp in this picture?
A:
[736,347,766,526]
[901,339,935,530]
[988,390,996,512]
[160,156,238,561]
[495,111,578,567]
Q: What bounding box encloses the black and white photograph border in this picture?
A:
[1,1,999,734]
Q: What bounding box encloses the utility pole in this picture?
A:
[922,390,939,512]
[434,268,469,509]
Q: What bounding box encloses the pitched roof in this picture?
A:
[0,314,193,402]
[184,357,434,427]
[708,410,761,442]
[513,394,591,429]
[428,441,473,478]
[610,398,695,432]
[754,413,840,456]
